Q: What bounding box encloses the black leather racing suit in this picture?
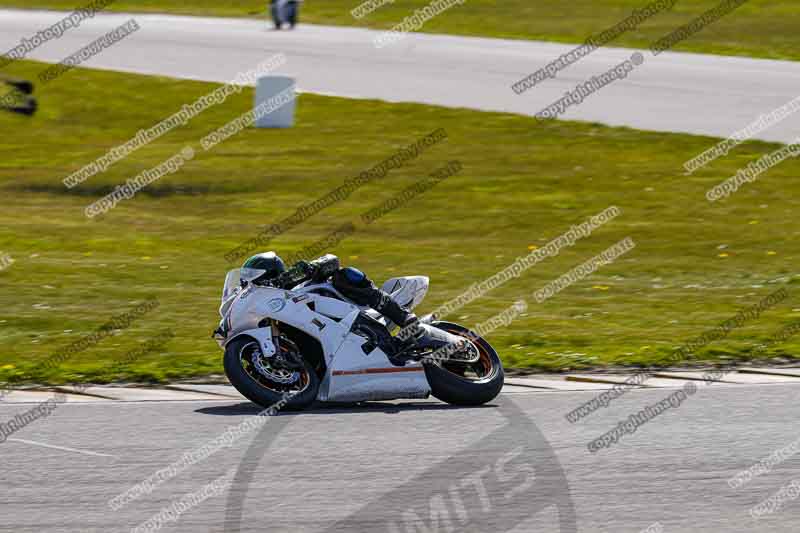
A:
[283,254,414,327]
[331,266,412,327]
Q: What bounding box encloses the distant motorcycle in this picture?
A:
[270,0,301,30]
[214,263,504,410]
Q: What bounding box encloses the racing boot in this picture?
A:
[392,313,422,345]
[384,313,425,365]
[375,295,424,347]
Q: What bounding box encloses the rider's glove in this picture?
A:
[274,260,316,289]
[308,254,340,282]
[295,260,314,276]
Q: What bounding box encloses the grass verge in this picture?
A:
[1,59,799,385]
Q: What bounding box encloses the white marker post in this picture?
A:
[254,75,296,128]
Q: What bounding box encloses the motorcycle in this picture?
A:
[214,262,504,410]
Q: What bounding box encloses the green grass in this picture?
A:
[1,59,800,386]
[1,0,798,61]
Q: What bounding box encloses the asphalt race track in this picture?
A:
[1,9,800,143]
[3,384,800,532]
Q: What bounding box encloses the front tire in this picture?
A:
[423,322,504,406]
[224,336,319,410]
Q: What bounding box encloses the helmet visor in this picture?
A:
[240,267,267,283]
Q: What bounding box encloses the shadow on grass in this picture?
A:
[15,182,221,196]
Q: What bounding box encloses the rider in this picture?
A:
[240,251,423,343]
[269,0,301,29]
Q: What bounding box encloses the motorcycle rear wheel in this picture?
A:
[423,321,504,406]
[224,336,319,410]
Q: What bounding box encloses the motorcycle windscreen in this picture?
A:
[222,269,242,303]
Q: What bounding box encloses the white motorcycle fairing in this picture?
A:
[216,271,431,403]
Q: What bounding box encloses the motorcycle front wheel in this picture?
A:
[224,336,319,410]
[423,321,505,406]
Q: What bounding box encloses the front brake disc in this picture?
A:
[252,347,300,384]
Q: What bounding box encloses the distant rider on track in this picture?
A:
[270,0,301,30]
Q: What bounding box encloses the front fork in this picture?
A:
[268,321,305,370]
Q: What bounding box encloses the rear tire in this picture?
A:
[224,336,319,411]
[423,322,504,406]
